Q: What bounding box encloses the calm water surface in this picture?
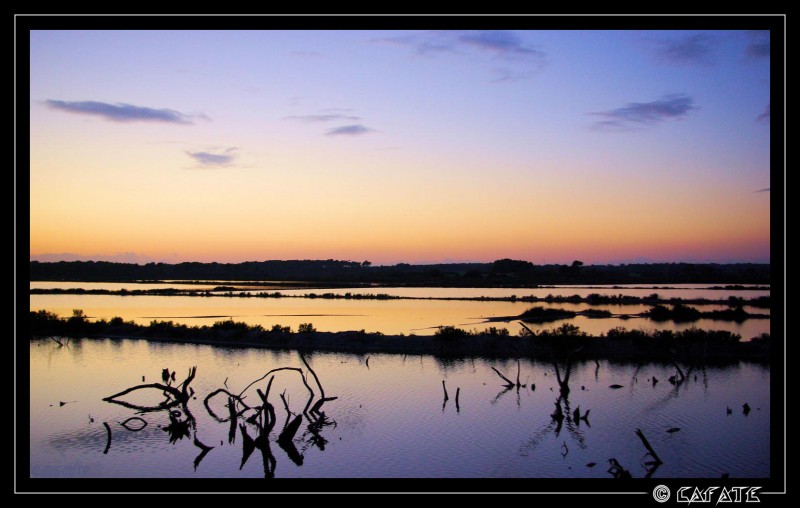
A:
[29,338,770,479]
[29,284,770,338]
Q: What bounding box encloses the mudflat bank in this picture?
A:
[30,310,770,364]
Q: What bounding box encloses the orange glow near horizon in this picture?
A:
[28,29,772,266]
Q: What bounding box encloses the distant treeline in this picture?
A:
[29,287,772,309]
[29,258,770,286]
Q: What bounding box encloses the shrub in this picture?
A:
[485,326,510,336]
[298,323,316,333]
[434,326,469,338]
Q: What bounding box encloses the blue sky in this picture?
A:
[27,22,775,265]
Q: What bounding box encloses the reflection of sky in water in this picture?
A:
[29,287,770,338]
[30,339,770,479]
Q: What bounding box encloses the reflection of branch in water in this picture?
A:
[100,359,339,475]
[102,422,111,454]
[608,458,632,479]
[239,423,256,469]
[643,461,662,478]
[239,423,276,478]
[559,399,587,449]
[594,359,600,381]
[278,414,304,466]
[193,436,214,471]
[491,386,512,405]
[227,397,238,444]
[635,428,663,465]
[163,412,192,444]
[644,372,695,412]
[204,388,251,421]
[103,366,216,470]
[631,363,643,384]
[604,429,664,479]
[519,418,560,457]
[119,417,148,431]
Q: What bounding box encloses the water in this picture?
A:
[29,283,770,339]
[29,338,770,479]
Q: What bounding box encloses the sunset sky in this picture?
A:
[27,24,774,265]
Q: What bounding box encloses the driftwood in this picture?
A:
[103,367,197,410]
[455,387,461,412]
[491,367,515,388]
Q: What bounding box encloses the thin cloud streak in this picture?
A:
[325,124,374,137]
[457,30,545,61]
[655,34,714,64]
[186,148,237,167]
[745,30,770,59]
[591,94,697,131]
[46,100,196,124]
[755,188,770,193]
[756,104,770,123]
[370,30,546,82]
[284,114,361,122]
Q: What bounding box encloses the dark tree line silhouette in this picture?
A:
[30,259,770,286]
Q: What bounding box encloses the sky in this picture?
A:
[27,25,773,266]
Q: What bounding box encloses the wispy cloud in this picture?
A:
[186,147,237,167]
[291,50,323,59]
[655,34,714,65]
[755,188,770,193]
[46,100,198,124]
[745,30,770,59]
[457,30,545,61]
[284,114,361,122]
[325,124,374,137]
[370,32,456,56]
[371,30,546,82]
[756,104,770,123]
[591,94,697,131]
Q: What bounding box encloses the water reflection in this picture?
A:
[98,355,337,477]
[30,339,770,478]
